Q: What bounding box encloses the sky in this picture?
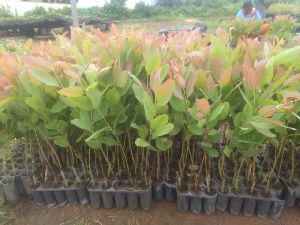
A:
[0,0,153,16]
[77,0,153,9]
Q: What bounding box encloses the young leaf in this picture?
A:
[150,114,168,130]
[105,88,120,106]
[155,79,175,107]
[219,66,232,87]
[135,138,150,148]
[145,52,161,75]
[196,98,210,115]
[152,123,174,138]
[143,92,156,122]
[188,124,204,135]
[58,86,83,97]
[30,70,59,87]
[53,136,69,148]
[208,149,219,158]
[223,146,231,157]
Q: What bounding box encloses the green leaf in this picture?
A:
[101,136,118,146]
[155,138,172,151]
[85,128,109,142]
[135,138,150,148]
[145,52,161,75]
[272,46,300,66]
[25,95,45,113]
[58,86,83,97]
[71,111,91,131]
[132,84,143,104]
[155,79,175,107]
[152,123,174,138]
[30,70,59,87]
[143,92,156,122]
[170,97,186,112]
[53,136,69,148]
[105,88,120,106]
[208,149,219,158]
[223,146,231,157]
[115,71,128,88]
[188,124,204,135]
[65,96,92,111]
[51,100,67,113]
[150,114,168,129]
[209,104,225,122]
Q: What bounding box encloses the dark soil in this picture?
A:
[0,198,299,225]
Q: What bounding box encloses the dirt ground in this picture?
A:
[0,199,299,225]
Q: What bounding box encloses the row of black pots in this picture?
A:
[216,191,285,219]
[281,179,300,208]
[152,182,177,202]
[176,190,217,215]
[88,185,152,211]
[32,186,90,207]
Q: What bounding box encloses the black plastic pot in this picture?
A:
[33,189,45,206]
[190,196,202,214]
[89,189,102,209]
[270,199,285,220]
[139,188,152,211]
[153,182,164,201]
[229,195,243,215]
[281,179,299,208]
[2,176,19,204]
[54,189,67,206]
[165,183,177,202]
[65,188,79,204]
[243,197,256,217]
[15,172,26,195]
[42,189,56,206]
[102,191,114,209]
[127,192,138,210]
[0,179,5,206]
[115,192,126,209]
[203,193,217,215]
[216,192,230,211]
[76,188,90,206]
[20,175,32,195]
[177,194,189,213]
[256,199,271,218]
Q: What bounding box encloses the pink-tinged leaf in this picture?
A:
[266,118,296,130]
[186,71,198,98]
[173,87,184,99]
[278,101,294,111]
[279,90,300,100]
[174,73,185,89]
[259,105,277,118]
[284,74,300,86]
[188,51,205,63]
[150,68,161,92]
[58,86,83,97]
[243,53,260,90]
[64,70,81,82]
[254,59,267,83]
[22,56,53,71]
[219,66,232,87]
[196,98,210,115]
[210,57,223,80]
[156,79,175,107]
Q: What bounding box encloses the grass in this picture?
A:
[115,16,225,33]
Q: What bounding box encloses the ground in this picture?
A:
[0,199,299,225]
[115,17,223,33]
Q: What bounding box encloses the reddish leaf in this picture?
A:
[196,98,210,115]
[259,105,277,118]
[186,71,198,98]
[64,70,81,82]
[156,79,175,106]
[219,66,232,87]
[150,68,161,92]
[243,53,261,90]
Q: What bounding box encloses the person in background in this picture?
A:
[236,1,262,20]
[255,0,266,18]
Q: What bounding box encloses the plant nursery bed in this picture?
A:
[0,199,299,225]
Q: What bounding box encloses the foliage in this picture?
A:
[267,3,300,17]
[0,27,299,192]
